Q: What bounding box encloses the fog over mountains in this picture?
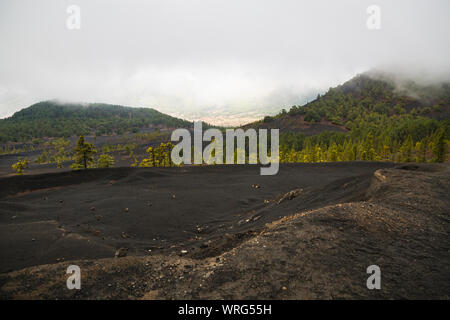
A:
[1,0,450,125]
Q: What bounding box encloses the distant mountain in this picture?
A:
[2,73,449,143]
[0,101,193,143]
[244,72,450,134]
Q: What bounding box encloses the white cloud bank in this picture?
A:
[0,0,449,125]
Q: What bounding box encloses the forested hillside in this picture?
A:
[248,73,449,131]
[248,73,450,163]
[1,73,449,164]
[0,101,193,143]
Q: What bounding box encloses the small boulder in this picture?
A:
[115,247,128,258]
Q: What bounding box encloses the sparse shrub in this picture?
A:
[70,163,84,170]
[56,159,63,168]
[12,158,29,175]
[432,104,442,113]
[97,154,115,168]
[421,107,432,114]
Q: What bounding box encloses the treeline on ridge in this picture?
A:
[0,101,193,143]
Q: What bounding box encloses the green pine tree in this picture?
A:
[432,129,446,163]
[72,136,96,169]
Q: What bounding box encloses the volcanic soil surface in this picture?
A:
[0,162,449,299]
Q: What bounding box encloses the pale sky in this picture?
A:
[1,0,449,125]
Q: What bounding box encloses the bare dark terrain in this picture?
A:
[0,162,449,299]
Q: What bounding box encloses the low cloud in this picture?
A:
[1,0,449,124]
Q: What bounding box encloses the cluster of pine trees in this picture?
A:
[279,125,448,164]
[139,142,175,167]
[35,138,72,168]
[11,130,448,174]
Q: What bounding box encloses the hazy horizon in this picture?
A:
[1,0,450,125]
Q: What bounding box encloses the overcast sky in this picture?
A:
[0,0,449,125]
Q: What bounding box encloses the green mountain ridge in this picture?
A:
[0,101,193,143]
[242,72,449,163]
[245,72,450,134]
[1,72,449,152]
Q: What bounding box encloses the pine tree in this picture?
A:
[364,134,376,161]
[72,136,96,169]
[140,147,156,167]
[381,145,390,161]
[399,135,413,162]
[432,128,446,163]
[315,145,323,162]
[328,142,338,162]
[415,139,427,163]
